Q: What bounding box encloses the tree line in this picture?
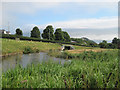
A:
[2,25,119,49]
[15,25,71,42]
[99,38,120,49]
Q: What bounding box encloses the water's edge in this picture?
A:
[1,52,71,72]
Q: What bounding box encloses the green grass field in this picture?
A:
[1,38,119,88]
[1,39,61,56]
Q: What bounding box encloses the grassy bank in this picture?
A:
[2,50,119,88]
[1,39,61,56]
[48,45,116,60]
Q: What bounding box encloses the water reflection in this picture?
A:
[1,52,71,72]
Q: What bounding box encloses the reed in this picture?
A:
[2,50,119,88]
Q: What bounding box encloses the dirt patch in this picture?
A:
[67,49,107,54]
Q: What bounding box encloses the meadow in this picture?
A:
[1,38,61,56]
[1,38,120,88]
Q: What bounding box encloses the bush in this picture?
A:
[23,47,34,54]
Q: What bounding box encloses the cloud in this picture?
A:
[23,16,118,42]
[1,2,118,42]
[1,2,117,27]
[38,16,118,29]
[2,2,61,15]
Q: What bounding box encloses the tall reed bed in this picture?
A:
[2,50,119,88]
[58,50,118,60]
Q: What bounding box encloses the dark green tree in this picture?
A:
[118,39,120,49]
[107,43,116,49]
[16,28,23,36]
[31,26,41,38]
[99,40,107,48]
[112,37,118,44]
[112,37,120,49]
[62,31,71,42]
[54,28,64,41]
[42,25,54,40]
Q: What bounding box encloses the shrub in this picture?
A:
[23,47,34,54]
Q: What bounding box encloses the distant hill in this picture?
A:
[71,37,98,47]
[81,37,97,43]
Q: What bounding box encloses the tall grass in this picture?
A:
[2,50,119,88]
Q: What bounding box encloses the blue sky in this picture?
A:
[1,1,118,43]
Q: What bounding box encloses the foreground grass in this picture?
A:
[2,50,119,88]
[2,39,61,55]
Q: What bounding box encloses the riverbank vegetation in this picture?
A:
[48,44,115,59]
[2,50,119,88]
[1,38,119,88]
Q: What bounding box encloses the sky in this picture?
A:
[0,0,119,43]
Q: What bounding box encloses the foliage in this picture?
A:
[62,31,71,42]
[31,26,41,38]
[99,38,120,49]
[23,47,34,54]
[23,47,40,54]
[2,50,119,88]
[54,28,64,41]
[112,37,120,49]
[99,40,108,48]
[42,25,55,40]
[54,28,71,42]
[16,28,23,36]
[58,50,117,60]
[71,38,98,47]
[1,34,83,46]
[112,37,118,44]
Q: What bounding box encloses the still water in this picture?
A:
[1,52,71,72]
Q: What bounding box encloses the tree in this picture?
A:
[31,26,41,38]
[99,40,107,48]
[62,31,71,42]
[112,37,118,44]
[118,39,120,49]
[112,37,120,49]
[42,25,54,40]
[107,43,116,49]
[54,28,64,41]
[16,28,23,36]
[102,40,107,43]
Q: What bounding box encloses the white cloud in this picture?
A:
[1,2,117,26]
[0,1,118,42]
[38,16,118,29]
